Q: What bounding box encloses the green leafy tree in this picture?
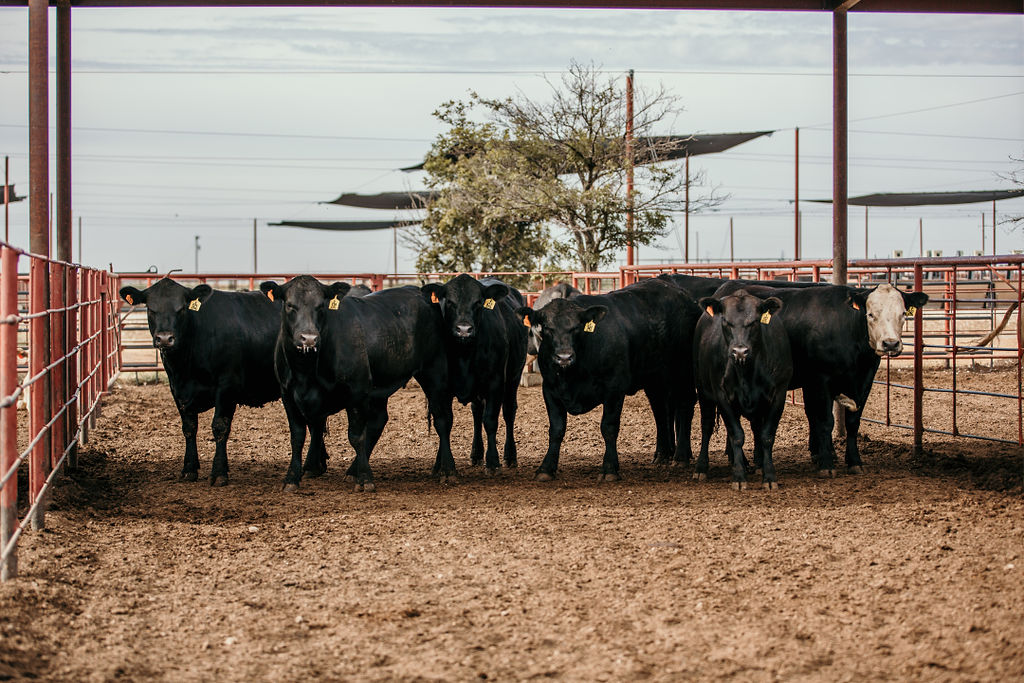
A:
[409,60,723,274]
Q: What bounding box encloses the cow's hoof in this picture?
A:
[848,465,864,475]
[283,483,299,493]
[484,467,498,477]
[671,460,689,469]
[470,458,483,467]
[731,481,747,491]
[210,475,228,487]
[692,472,707,481]
[504,460,518,469]
[303,469,323,479]
[817,469,837,479]
[652,457,671,468]
[535,472,555,482]
[763,481,779,491]
[355,482,376,493]
[438,474,458,484]
[181,472,198,482]
[599,473,621,482]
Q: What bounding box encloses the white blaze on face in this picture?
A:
[865,284,909,356]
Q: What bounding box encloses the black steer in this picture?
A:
[421,275,528,474]
[118,278,282,485]
[712,281,928,475]
[260,276,454,491]
[517,278,700,481]
[694,290,791,489]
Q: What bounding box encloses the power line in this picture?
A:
[0,122,432,143]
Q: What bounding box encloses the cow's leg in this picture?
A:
[209,399,236,487]
[803,381,837,477]
[344,406,366,481]
[694,396,716,481]
[482,391,503,476]
[673,389,697,466]
[535,387,567,481]
[176,401,200,482]
[598,395,625,482]
[281,394,308,491]
[469,399,485,466]
[758,398,785,490]
[501,379,519,468]
[347,399,387,492]
[720,407,747,490]
[416,364,457,483]
[303,416,329,477]
[646,389,673,466]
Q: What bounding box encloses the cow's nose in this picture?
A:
[881,339,901,355]
[555,352,575,367]
[455,323,473,338]
[730,346,750,364]
[153,332,175,349]
[298,333,319,351]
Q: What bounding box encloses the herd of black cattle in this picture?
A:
[118,272,928,492]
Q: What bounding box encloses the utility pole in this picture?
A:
[625,69,635,267]
[794,127,800,260]
[684,154,690,263]
[253,218,258,273]
[729,217,734,262]
[194,235,200,273]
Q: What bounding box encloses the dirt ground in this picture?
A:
[1,367,1023,682]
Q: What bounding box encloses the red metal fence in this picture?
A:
[0,241,121,581]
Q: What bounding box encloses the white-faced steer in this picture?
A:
[261,276,454,491]
[421,275,528,475]
[712,281,928,476]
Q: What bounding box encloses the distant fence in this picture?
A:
[1,240,121,581]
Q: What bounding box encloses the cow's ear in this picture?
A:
[758,296,783,315]
[699,297,723,317]
[189,284,213,303]
[119,286,146,306]
[902,290,929,311]
[325,282,351,301]
[259,281,283,302]
[516,306,537,329]
[421,283,446,305]
[582,305,607,326]
[849,290,869,313]
[482,282,509,305]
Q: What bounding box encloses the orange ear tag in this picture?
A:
[483,298,495,310]
[906,306,916,318]
[705,305,714,317]
[328,296,340,310]
[431,291,440,304]
[188,299,201,312]
[852,301,860,311]
[583,320,596,333]
[266,290,274,302]
[522,315,531,328]
[125,294,134,305]
[760,311,771,325]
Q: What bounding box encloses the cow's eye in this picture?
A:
[285,304,297,313]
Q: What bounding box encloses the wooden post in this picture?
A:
[625,69,634,266]
[794,126,800,260]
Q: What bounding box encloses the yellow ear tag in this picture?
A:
[188,299,201,312]
[906,306,917,318]
[431,291,440,304]
[328,295,340,310]
[522,315,531,328]
[852,301,860,311]
[483,298,496,310]
[583,320,596,333]
[266,290,274,302]
[705,305,714,317]
[760,311,772,325]
[125,294,134,305]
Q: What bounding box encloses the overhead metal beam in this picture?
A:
[833,7,848,286]
[0,1,1020,12]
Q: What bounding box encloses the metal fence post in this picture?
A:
[1,245,19,580]
[29,257,47,530]
[66,265,78,467]
[914,262,924,453]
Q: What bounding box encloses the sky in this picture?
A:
[0,6,1022,275]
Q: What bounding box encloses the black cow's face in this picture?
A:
[260,276,350,353]
[700,291,782,367]
[422,274,509,344]
[516,298,606,369]
[119,278,212,351]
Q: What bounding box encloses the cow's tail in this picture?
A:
[425,397,433,434]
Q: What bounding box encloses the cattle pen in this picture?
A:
[1,249,1023,680]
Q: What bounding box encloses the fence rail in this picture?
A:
[1,241,121,581]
